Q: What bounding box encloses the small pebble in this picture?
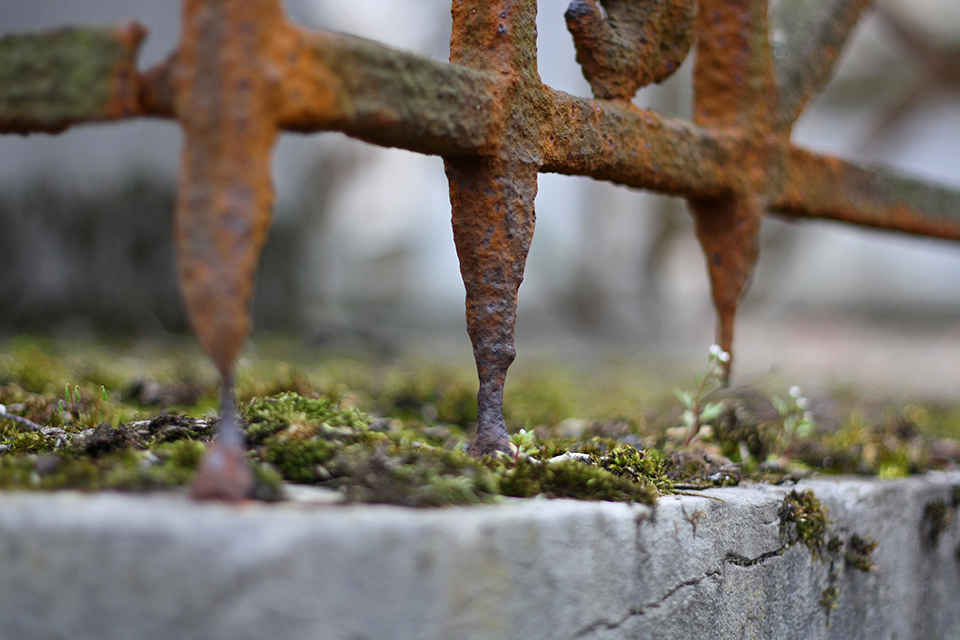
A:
[548,452,592,464]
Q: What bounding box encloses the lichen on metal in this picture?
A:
[2,0,960,478]
[289,31,503,156]
[773,148,960,239]
[0,24,144,133]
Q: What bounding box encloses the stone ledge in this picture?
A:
[2,473,960,640]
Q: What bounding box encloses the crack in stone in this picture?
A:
[572,572,717,638]
[571,577,701,639]
[723,545,789,567]
[573,493,806,639]
[572,545,790,638]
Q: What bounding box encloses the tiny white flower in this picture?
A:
[708,344,731,363]
[796,396,810,410]
[789,385,802,399]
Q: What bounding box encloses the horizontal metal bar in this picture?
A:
[277,29,504,157]
[138,28,504,158]
[274,28,734,199]
[0,24,145,134]
[540,90,732,198]
[771,146,960,240]
[772,0,873,128]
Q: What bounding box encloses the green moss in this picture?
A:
[498,457,657,503]
[820,585,839,611]
[244,391,371,445]
[779,490,878,570]
[0,439,215,493]
[777,488,876,621]
[2,337,960,509]
[827,535,843,554]
[781,489,830,556]
[250,395,662,505]
[920,498,952,550]
[262,438,343,484]
[950,485,960,509]
[594,445,674,495]
[844,534,878,571]
[343,444,500,507]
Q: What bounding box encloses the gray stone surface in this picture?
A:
[2,473,960,640]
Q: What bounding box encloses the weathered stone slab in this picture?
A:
[1,473,959,640]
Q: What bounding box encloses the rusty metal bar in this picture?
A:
[564,0,697,100]
[173,0,288,499]
[540,93,730,198]
[144,22,730,198]
[285,31,503,157]
[138,30,503,159]
[686,0,778,376]
[772,147,960,239]
[138,28,505,155]
[444,0,541,455]
[0,24,144,133]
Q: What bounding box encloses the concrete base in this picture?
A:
[2,473,960,640]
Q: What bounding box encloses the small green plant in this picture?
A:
[780,489,830,556]
[57,384,109,429]
[820,585,839,611]
[509,427,537,459]
[771,385,815,451]
[0,402,43,432]
[844,534,878,571]
[673,344,729,445]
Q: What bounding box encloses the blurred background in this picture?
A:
[1,0,959,395]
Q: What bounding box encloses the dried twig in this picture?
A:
[0,409,44,432]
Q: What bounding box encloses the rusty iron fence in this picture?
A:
[2,0,959,498]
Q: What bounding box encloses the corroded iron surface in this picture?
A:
[444,0,542,455]
[0,24,144,133]
[172,0,282,376]
[189,375,254,501]
[3,0,960,472]
[687,0,779,376]
[565,0,697,100]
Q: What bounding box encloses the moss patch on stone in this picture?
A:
[2,337,960,506]
[778,489,878,619]
[246,392,666,506]
[779,489,878,570]
[920,497,953,550]
[780,489,832,557]
[497,455,659,503]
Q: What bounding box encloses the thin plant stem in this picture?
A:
[0,411,44,432]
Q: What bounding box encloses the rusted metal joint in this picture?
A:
[445,0,542,455]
